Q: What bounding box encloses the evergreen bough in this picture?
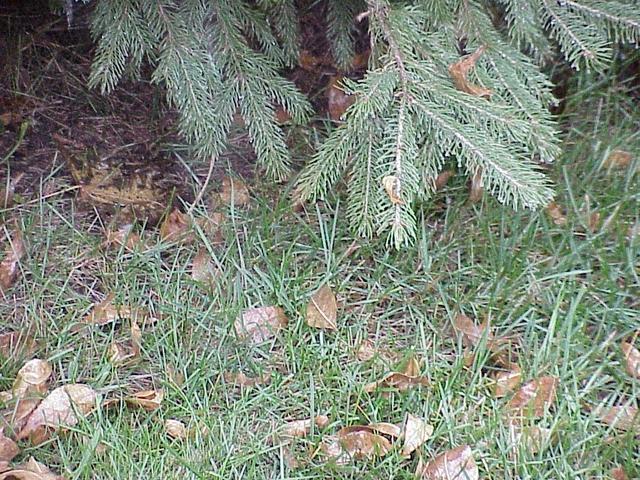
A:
[85,0,640,247]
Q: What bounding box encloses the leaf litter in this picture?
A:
[416,445,479,480]
[235,306,288,344]
[305,284,338,330]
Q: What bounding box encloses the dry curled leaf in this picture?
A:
[597,405,639,433]
[367,422,402,438]
[508,424,552,454]
[355,340,399,364]
[469,170,483,203]
[11,359,52,400]
[611,467,630,480]
[401,414,433,457]
[507,376,558,419]
[435,170,454,191]
[452,314,492,347]
[109,319,142,365]
[159,209,191,243]
[306,285,338,330]
[546,202,566,226]
[191,249,219,285]
[279,415,329,441]
[327,76,355,121]
[603,149,633,169]
[0,428,19,463]
[492,366,522,398]
[124,389,163,411]
[621,340,640,379]
[103,224,144,251]
[448,46,492,98]
[0,457,64,480]
[235,306,288,344]
[223,371,271,388]
[321,427,392,464]
[364,372,429,394]
[165,419,188,440]
[219,176,250,207]
[82,295,155,328]
[382,175,404,205]
[417,445,479,480]
[16,384,97,444]
[0,331,35,359]
[0,229,25,291]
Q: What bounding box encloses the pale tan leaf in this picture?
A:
[223,371,270,388]
[469,170,483,203]
[235,306,288,344]
[11,359,52,400]
[279,415,329,441]
[191,248,219,284]
[0,457,64,480]
[219,176,250,207]
[546,202,566,226]
[402,354,422,377]
[124,389,163,411]
[355,340,399,364]
[368,422,402,438]
[130,319,142,357]
[452,314,492,347]
[597,405,639,433]
[109,319,142,365]
[1,398,41,435]
[492,366,522,398]
[103,224,144,251]
[322,428,392,464]
[0,229,25,291]
[507,376,558,418]
[165,419,188,440]
[0,428,19,463]
[401,414,433,457]
[448,46,492,98]
[326,76,355,121]
[159,209,191,243]
[508,424,552,454]
[364,372,429,394]
[435,170,454,191]
[82,294,154,327]
[16,384,97,444]
[621,340,640,379]
[611,467,630,480]
[418,445,479,480]
[306,285,338,330]
[382,175,404,205]
[603,149,632,169]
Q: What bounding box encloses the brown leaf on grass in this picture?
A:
[507,376,558,419]
[275,105,292,124]
[435,170,454,191]
[235,306,288,344]
[124,389,163,411]
[452,314,492,348]
[448,46,492,99]
[278,415,330,441]
[402,354,422,377]
[603,149,633,169]
[1,397,42,436]
[159,209,191,243]
[621,340,640,379]
[321,427,392,464]
[355,340,399,364]
[0,229,25,291]
[109,319,142,365]
[327,76,355,121]
[219,176,250,207]
[0,457,64,480]
[0,428,19,463]
[401,414,433,457]
[223,371,271,388]
[587,211,601,232]
[382,175,404,205]
[417,445,479,480]
[82,295,156,327]
[16,384,97,444]
[103,224,144,251]
[597,405,639,433]
[469,170,484,203]
[611,467,630,480]
[165,419,188,440]
[10,359,52,400]
[191,249,219,285]
[364,372,429,394]
[508,424,552,454]
[306,285,338,330]
[546,202,566,226]
[0,331,36,360]
[492,366,522,398]
[367,422,402,438]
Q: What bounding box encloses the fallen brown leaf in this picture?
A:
[621,339,640,379]
[417,445,479,480]
[355,340,399,364]
[507,376,558,419]
[382,175,404,205]
[326,76,355,121]
[597,405,639,433]
[546,202,566,226]
[492,366,522,398]
[321,427,392,464]
[435,170,454,191]
[469,170,484,203]
[279,415,329,441]
[219,176,250,207]
[364,372,429,394]
[603,149,633,169]
[0,456,64,480]
[449,46,491,98]
[165,419,188,440]
[0,229,25,291]
[0,331,36,361]
[0,428,19,463]
[159,209,191,243]
[611,467,630,480]
[401,414,433,457]
[306,285,338,330]
[109,319,142,365]
[402,354,422,377]
[508,424,552,454]
[235,306,288,344]
[191,248,219,285]
[10,359,52,400]
[16,384,97,444]
[124,389,163,411]
[103,224,144,251]
[223,371,271,388]
[82,295,155,327]
[367,422,402,438]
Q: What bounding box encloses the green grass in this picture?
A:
[1,84,639,479]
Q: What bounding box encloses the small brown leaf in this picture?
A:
[11,359,52,400]
[275,105,292,124]
[223,371,271,388]
[546,202,566,226]
[508,424,552,454]
[418,445,479,480]
[279,415,329,441]
[587,211,601,233]
[109,319,142,365]
[16,384,97,444]
[469,170,483,203]
[402,354,422,377]
[165,419,188,440]
[621,340,640,379]
[492,366,522,398]
[124,389,163,411]
[191,249,219,285]
[452,314,492,348]
[306,285,338,330]
[364,372,429,394]
[0,457,64,480]
[82,295,154,328]
[611,467,630,480]
[0,428,19,463]
[367,422,402,438]
[603,149,633,169]
[0,229,25,291]
[435,170,454,191]
[103,224,144,251]
[401,414,433,457]
[322,428,392,464]
[235,306,288,344]
[355,340,399,364]
[597,405,639,432]
[507,376,558,419]
[159,209,191,243]
[327,76,355,121]
[448,46,492,98]
[0,331,35,359]
[219,176,250,207]
[382,175,404,205]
